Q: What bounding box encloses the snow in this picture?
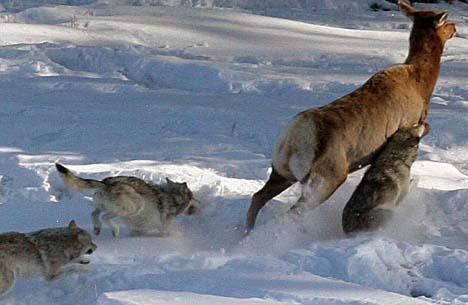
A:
[0,1,467,305]
[99,290,295,305]
[412,161,468,191]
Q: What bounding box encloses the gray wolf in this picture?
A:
[56,163,201,237]
[342,123,430,234]
[245,1,455,232]
[0,220,96,295]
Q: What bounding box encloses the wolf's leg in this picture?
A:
[102,212,120,237]
[46,271,62,281]
[342,208,394,235]
[396,178,417,205]
[46,267,88,281]
[245,168,294,233]
[91,208,102,235]
[159,213,175,237]
[129,229,147,237]
[342,185,398,234]
[45,261,67,281]
[184,199,201,215]
[0,263,15,295]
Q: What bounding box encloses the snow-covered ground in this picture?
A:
[0,1,467,305]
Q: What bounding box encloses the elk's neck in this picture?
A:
[404,38,443,101]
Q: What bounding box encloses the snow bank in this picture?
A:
[413,161,468,191]
[98,290,294,305]
[94,0,367,12]
[0,0,94,12]
[285,237,468,300]
[47,46,230,92]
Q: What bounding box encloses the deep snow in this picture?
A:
[0,1,467,305]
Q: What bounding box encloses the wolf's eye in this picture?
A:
[86,248,94,254]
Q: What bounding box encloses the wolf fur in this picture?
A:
[342,123,430,234]
[0,220,96,295]
[56,163,200,237]
[245,2,456,232]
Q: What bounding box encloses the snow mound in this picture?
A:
[284,237,468,301]
[46,46,230,93]
[98,290,294,305]
[93,0,367,12]
[412,161,468,191]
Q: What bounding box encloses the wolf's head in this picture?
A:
[164,178,201,215]
[165,178,193,201]
[391,122,431,145]
[66,220,97,265]
[30,220,97,266]
[409,122,431,138]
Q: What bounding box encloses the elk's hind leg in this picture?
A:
[290,152,348,214]
[245,168,294,233]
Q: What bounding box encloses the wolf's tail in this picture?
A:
[55,163,105,192]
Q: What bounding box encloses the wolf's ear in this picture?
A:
[68,220,78,230]
[422,122,431,137]
[410,124,426,138]
[434,11,448,28]
[399,1,415,20]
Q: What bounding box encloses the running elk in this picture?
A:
[245,1,456,232]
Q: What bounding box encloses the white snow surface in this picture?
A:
[0,1,467,305]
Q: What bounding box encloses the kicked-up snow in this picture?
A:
[0,1,467,305]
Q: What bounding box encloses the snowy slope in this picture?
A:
[0,2,467,305]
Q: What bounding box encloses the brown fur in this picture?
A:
[245,2,456,232]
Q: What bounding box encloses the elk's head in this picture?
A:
[399,1,456,47]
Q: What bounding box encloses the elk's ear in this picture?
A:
[434,11,449,28]
[399,1,415,20]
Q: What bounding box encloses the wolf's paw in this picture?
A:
[129,230,146,237]
[158,231,170,238]
[111,228,120,238]
[288,204,304,217]
[158,229,182,238]
[409,178,419,190]
[170,230,183,238]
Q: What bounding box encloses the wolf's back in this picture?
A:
[56,163,104,192]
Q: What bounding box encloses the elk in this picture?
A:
[245,1,456,233]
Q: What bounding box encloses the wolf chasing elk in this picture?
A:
[0,1,457,296]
